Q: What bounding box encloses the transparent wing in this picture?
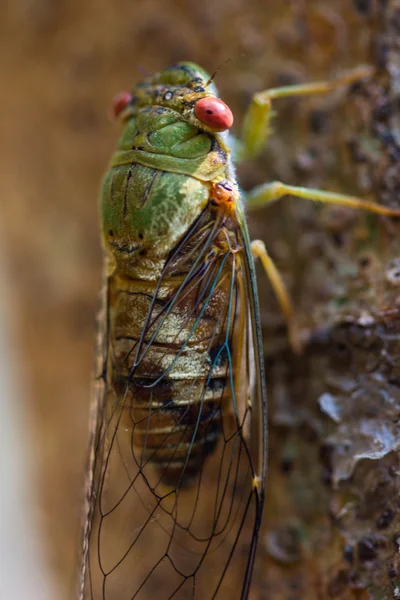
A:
[80,208,267,600]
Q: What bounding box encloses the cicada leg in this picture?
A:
[239,66,400,352]
[245,182,400,217]
[251,240,301,354]
[246,182,400,352]
[238,65,374,159]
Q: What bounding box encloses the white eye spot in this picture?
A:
[163,91,173,101]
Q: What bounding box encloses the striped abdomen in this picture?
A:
[109,264,233,487]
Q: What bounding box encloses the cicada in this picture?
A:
[80,62,400,600]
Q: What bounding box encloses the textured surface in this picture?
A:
[1,1,400,598]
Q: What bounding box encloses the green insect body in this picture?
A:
[81,62,266,600]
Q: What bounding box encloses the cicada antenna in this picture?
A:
[205,58,233,86]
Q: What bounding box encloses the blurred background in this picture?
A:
[1,1,400,599]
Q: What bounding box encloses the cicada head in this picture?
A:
[123,62,234,134]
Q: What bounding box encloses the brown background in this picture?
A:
[1,1,400,598]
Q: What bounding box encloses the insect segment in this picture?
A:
[80,62,400,600]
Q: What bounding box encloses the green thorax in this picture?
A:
[101,62,235,278]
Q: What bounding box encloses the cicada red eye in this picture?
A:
[194,97,234,132]
[111,91,132,119]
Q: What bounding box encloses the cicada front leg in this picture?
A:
[238,65,375,159]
